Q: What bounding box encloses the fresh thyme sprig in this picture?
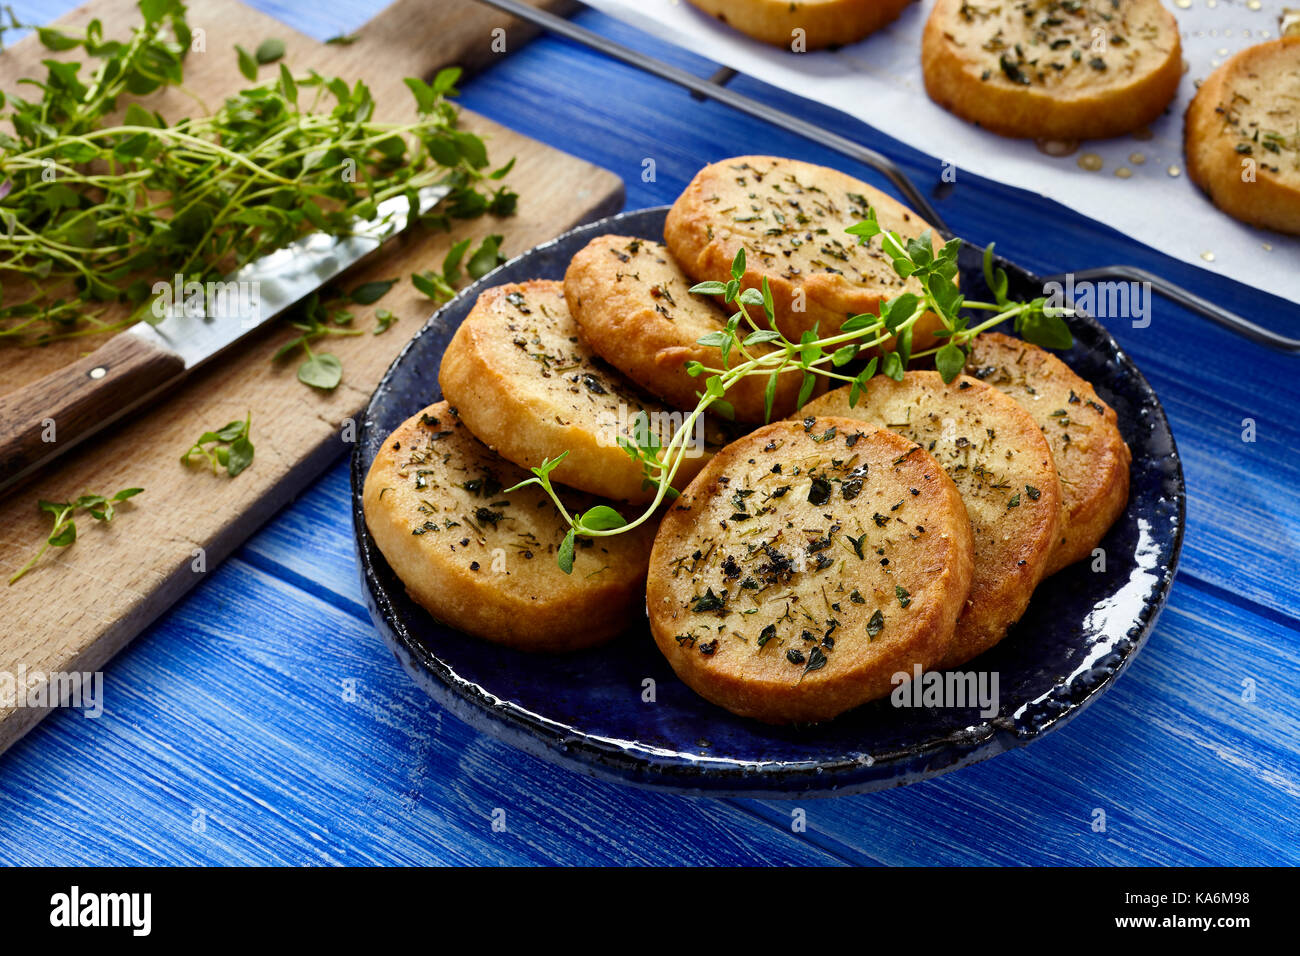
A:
[8,487,143,585]
[411,233,507,302]
[271,278,402,390]
[0,0,517,346]
[509,212,1074,572]
[181,412,253,476]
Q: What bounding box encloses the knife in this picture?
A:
[0,184,451,494]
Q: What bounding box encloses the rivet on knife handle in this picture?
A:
[0,334,186,493]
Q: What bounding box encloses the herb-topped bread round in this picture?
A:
[563,234,808,422]
[967,333,1130,574]
[647,416,975,724]
[921,0,1183,140]
[663,155,947,348]
[802,372,1062,668]
[362,402,656,652]
[1185,37,1300,235]
[683,0,914,50]
[439,280,732,503]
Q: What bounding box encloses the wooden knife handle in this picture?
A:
[0,333,185,489]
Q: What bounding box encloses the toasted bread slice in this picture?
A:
[685,0,914,50]
[921,0,1183,140]
[564,234,808,422]
[968,333,1130,574]
[440,280,732,503]
[362,402,655,651]
[647,416,974,724]
[1185,38,1300,235]
[802,372,1061,668]
[663,155,947,347]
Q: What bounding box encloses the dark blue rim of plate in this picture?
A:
[351,206,1186,798]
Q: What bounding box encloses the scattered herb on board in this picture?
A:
[273,278,409,388]
[8,488,143,585]
[181,412,255,476]
[465,233,508,278]
[509,208,1074,572]
[411,234,509,302]
[235,44,259,81]
[254,37,286,65]
[351,279,399,306]
[0,2,517,348]
[296,349,343,390]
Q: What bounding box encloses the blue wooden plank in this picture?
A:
[2,0,1297,866]
[740,581,1300,866]
[237,452,370,619]
[0,554,845,865]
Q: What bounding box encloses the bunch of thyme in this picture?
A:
[0,0,515,345]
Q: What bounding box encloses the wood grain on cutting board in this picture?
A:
[0,0,622,752]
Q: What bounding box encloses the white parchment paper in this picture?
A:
[585,0,1299,303]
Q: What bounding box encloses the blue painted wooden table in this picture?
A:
[2,0,1297,866]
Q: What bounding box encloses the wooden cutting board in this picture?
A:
[0,0,622,753]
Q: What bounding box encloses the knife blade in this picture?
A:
[0,184,452,495]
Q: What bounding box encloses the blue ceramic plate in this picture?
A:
[351,207,1185,797]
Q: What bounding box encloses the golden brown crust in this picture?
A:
[1185,38,1300,235]
[684,0,914,50]
[563,235,807,422]
[647,417,974,724]
[921,0,1183,140]
[362,402,655,652]
[439,280,731,503]
[802,372,1062,668]
[967,333,1130,574]
[663,155,948,349]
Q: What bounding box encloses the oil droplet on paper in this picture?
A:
[1036,138,1080,157]
[1115,167,1133,179]
[1078,153,1104,172]
[1168,165,1182,177]
[1206,0,1217,8]
[1201,251,1216,262]
[1247,0,1262,9]
[1175,0,1190,8]
[1130,152,1147,165]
